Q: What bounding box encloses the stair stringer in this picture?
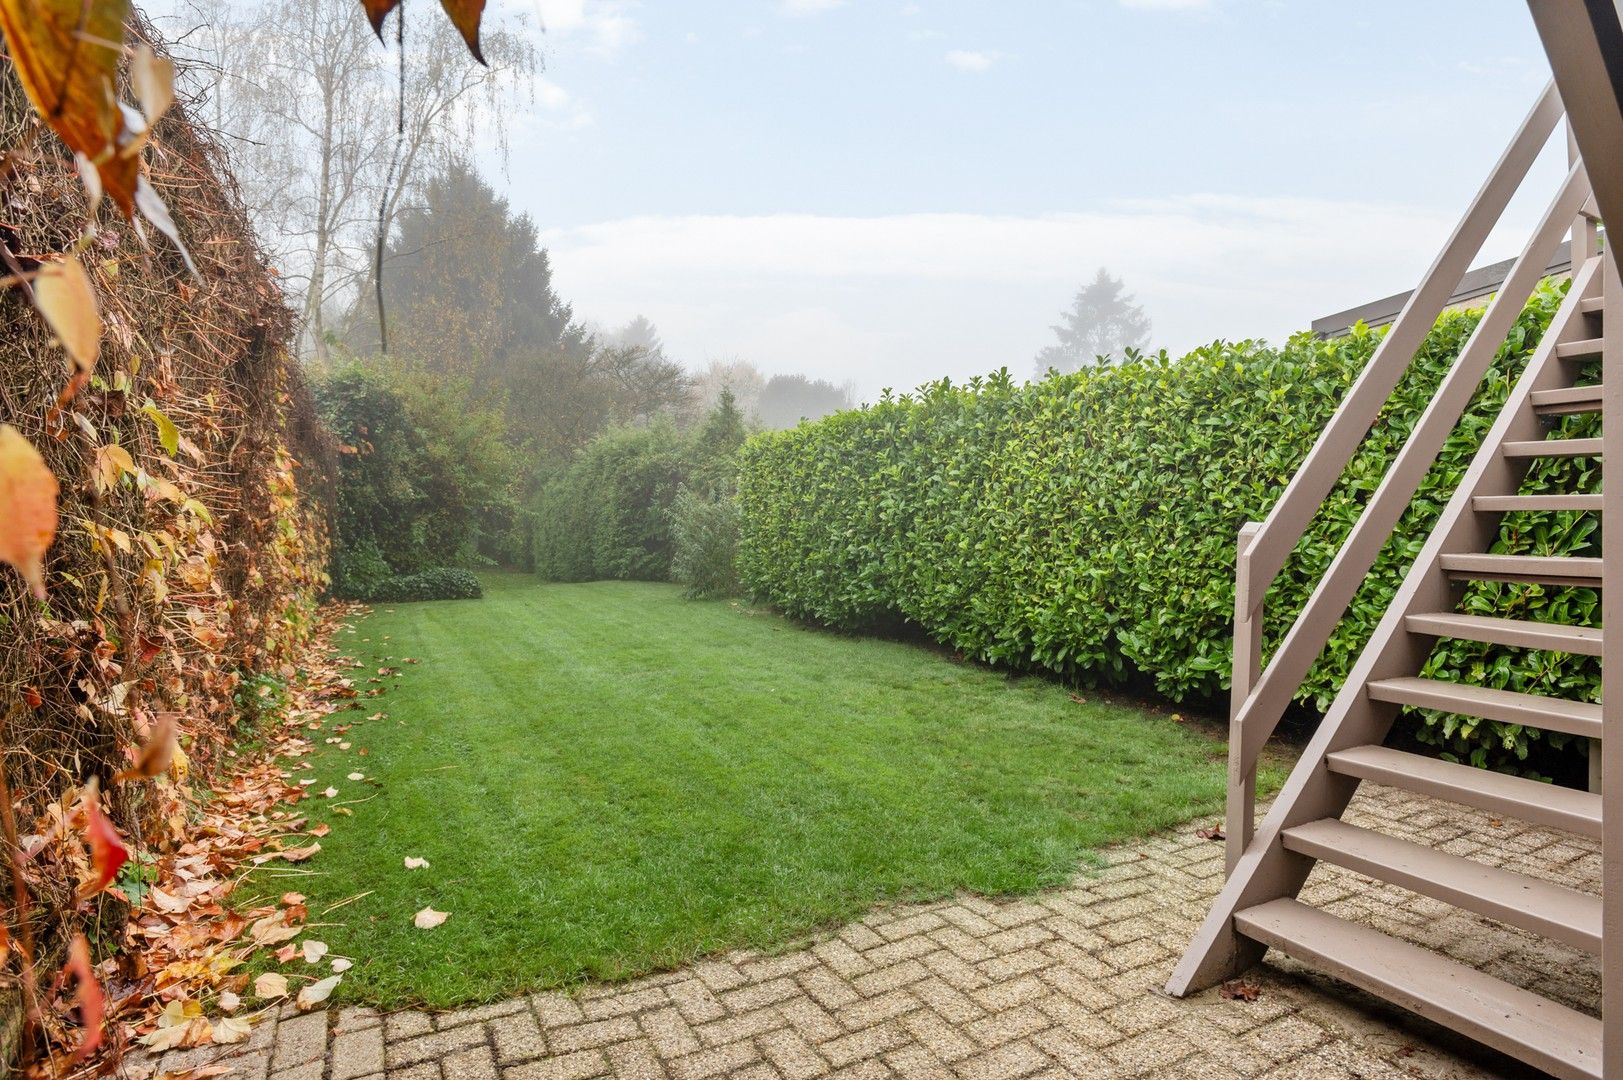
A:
[1167,254,1604,996]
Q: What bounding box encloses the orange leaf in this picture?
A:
[115,712,177,782]
[0,425,60,600]
[0,0,140,215]
[64,934,106,1061]
[81,785,129,897]
[358,0,486,63]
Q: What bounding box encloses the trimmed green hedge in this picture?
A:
[354,568,484,603]
[737,282,1599,770]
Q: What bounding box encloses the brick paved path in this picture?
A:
[146,785,1600,1079]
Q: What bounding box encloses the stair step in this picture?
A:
[1324,744,1602,839]
[1281,818,1600,951]
[1580,295,1603,316]
[1472,494,1601,512]
[1501,437,1602,458]
[1366,676,1601,738]
[1530,384,1603,415]
[1555,338,1603,360]
[1437,553,1602,587]
[1234,899,1601,1079]
[1405,612,1601,654]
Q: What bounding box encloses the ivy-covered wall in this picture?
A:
[737,282,1599,771]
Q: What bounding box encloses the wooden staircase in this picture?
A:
[1167,4,1623,1075]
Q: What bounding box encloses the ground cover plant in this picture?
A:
[291,574,1272,1007]
[737,284,1599,772]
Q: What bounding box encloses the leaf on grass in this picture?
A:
[347,772,364,781]
[64,934,106,1061]
[149,886,190,914]
[403,856,429,870]
[0,425,60,600]
[331,957,353,973]
[321,786,338,798]
[217,991,241,1013]
[301,940,328,964]
[296,974,340,1010]
[81,785,129,897]
[413,907,448,930]
[253,972,288,999]
[280,842,321,863]
[33,257,100,381]
[0,0,140,213]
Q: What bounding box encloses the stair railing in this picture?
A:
[1224,81,1594,873]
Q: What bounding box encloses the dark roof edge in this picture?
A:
[1311,240,1574,338]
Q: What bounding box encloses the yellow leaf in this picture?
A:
[211,1016,252,1045]
[252,972,288,999]
[0,426,59,600]
[33,257,101,379]
[0,0,139,214]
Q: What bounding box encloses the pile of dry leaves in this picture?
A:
[21,600,386,1079]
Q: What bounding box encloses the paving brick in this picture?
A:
[694,1005,787,1047]
[386,1023,488,1068]
[797,965,860,1010]
[491,1011,549,1065]
[757,1028,830,1080]
[548,1018,641,1055]
[271,1010,328,1072]
[720,976,800,1012]
[819,1021,908,1068]
[833,989,919,1032]
[387,1011,436,1040]
[850,959,927,998]
[441,1045,500,1080]
[667,1040,760,1080]
[531,994,588,1029]
[953,1038,1050,1080]
[604,1039,667,1080]
[503,1049,610,1080]
[332,1025,386,1080]
[640,1007,702,1059]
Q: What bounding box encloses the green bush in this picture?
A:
[318,363,526,588]
[533,392,748,583]
[355,567,484,603]
[737,282,1597,771]
[670,486,741,598]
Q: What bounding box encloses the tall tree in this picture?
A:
[755,375,854,430]
[167,0,537,362]
[349,161,691,456]
[1034,268,1151,375]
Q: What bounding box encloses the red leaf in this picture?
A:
[81,786,129,897]
[64,934,106,1060]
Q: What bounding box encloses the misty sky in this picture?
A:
[163,0,1572,400]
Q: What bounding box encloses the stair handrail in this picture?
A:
[1223,81,1573,872]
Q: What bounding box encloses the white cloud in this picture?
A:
[944,49,999,73]
[782,0,847,15]
[520,0,639,55]
[536,195,1523,398]
[1119,0,1211,9]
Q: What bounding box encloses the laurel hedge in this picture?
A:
[737,281,1600,770]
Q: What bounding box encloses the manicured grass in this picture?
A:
[289,574,1260,1007]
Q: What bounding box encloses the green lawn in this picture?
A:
[284,574,1256,1007]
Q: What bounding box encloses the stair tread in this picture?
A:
[1530,384,1603,405]
[1325,744,1601,839]
[1555,337,1603,359]
[1281,818,1600,951]
[1366,676,1601,738]
[1234,899,1600,1079]
[1501,437,1602,458]
[1437,553,1602,586]
[1473,494,1601,512]
[1580,295,1603,315]
[1405,612,1602,655]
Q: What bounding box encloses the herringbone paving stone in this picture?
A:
[150,785,1597,1079]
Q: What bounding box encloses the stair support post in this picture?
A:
[1226,521,1263,876]
[1602,250,1621,1080]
